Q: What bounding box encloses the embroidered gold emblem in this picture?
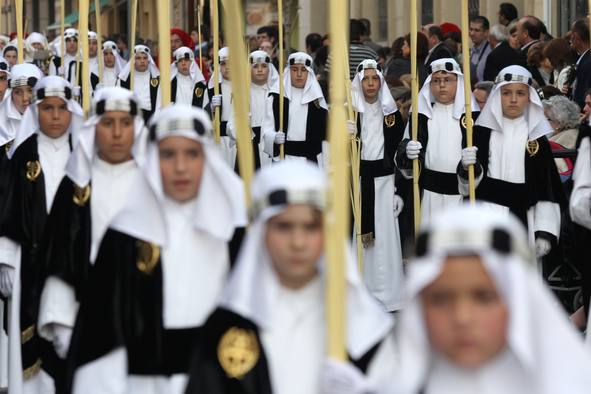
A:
[25,161,41,182]
[4,140,13,155]
[150,78,159,88]
[217,327,260,380]
[195,87,204,97]
[384,114,396,128]
[460,115,474,129]
[526,140,539,157]
[21,324,35,344]
[23,358,42,380]
[73,184,91,206]
[361,232,375,248]
[136,241,160,274]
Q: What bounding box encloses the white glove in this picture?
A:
[393,194,404,218]
[211,95,222,110]
[406,140,422,160]
[461,146,478,170]
[72,86,81,98]
[53,324,74,359]
[347,120,357,135]
[321,358,373,394]
[274,131,286,145]
[0,264,14,298]
[57,65,65,76]
[535,238,552,258]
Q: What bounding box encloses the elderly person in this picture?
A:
[543,95,580,182]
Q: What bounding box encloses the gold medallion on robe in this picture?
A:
[460,114,474,129]
[150,78,159,88]
[217,327,260,379]
[73,184,91,207]
[195,87,204,98]
[4,140,13,155]
[25,161,41,182]
[526,140,539,157]
[136,241,160,274]
[385,114,396,128]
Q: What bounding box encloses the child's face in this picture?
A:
[421,255,508,369]
[500,83,530,119]
[430,71,457,105]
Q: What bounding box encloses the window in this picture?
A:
[558,0,589,36]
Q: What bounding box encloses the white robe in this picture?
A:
[49,53,79,86]
[261,88,324,164]
[355,101,405,312]
[0,96,24,146]
[72,198,231,394]
[37,158,139,344]
[261,277,397,394]
[2,131,70,394]
[570,135,591,349]
[421,103,464,228]
[218,79,236,169]
[102,67,118,88]
[460,116,561,246]
[174,74,196,106]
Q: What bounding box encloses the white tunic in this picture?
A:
[422,351,530,394]
[174,74,195,106]
[132,70,153,111]
[469,116,561,244]
[421,103,464,228]
[102,67,118,88]
[360,101,385,161]
[0,97,24,146]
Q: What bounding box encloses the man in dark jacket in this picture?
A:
[483,24,526,82]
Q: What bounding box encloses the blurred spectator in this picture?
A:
[359,18,382,52]
[473,81,494,110]
[498,2,518,26]
[537,85,562,100]
[507,20,520,49]
[470,16,491,82]
[385,32,428,85]
[484,24,526,81]
[305,33,323,58]
[527,41,553,87]
[543,95,580,180]
[543,38,578,92]
[424,25,454,66]
[569,18,591,109]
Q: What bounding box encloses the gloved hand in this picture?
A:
[406,140,422,160]
[211,95,222,111]
[535,238,552,258]
[393,194,404,218]
[0,264,14,298]
[347,120,357,135]
[72,86,81,98]
[53,324,74,359]
[461,146,478,170]
[321,358,373,394]
[57,66,65,76]
[274,131,286,145]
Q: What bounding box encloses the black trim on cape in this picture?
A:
[269,92,328,163]
[119,73,160,122]
[0,134,68,387]
[172,77,208,108]
[460,125,566,231]
[357,110,405,238]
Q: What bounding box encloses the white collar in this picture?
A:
[38,130,70,150]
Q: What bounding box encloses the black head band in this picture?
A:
[36,86,72,100]
[149,119,206,141]
[95,99,138,116]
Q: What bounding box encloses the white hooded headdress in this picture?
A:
[118,44,160,81]
[282,51,328,110]
[8,75,84,159]
[392,203,591,394]
[249,49,280,93]
[109,104,247,246]
[476,65,553,140]
[220,160,393,359]
[64,87,148,188]
[171,46,205,83]
[351,59,397,115]
[416,58,478,120]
